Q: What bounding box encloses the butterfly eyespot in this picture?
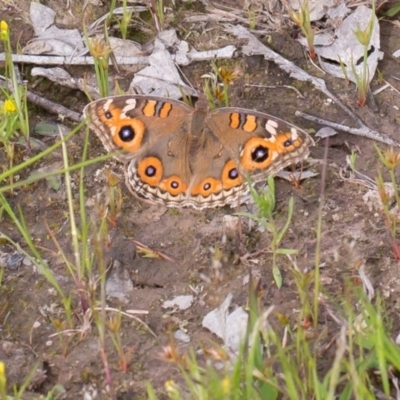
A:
[105,111,112,119]
[108,116,144,152]
[119,126,135,142]
[137,157,163,187]
[252,145,269,162]
[221,160,242,190]
[159,176,187,196]
[240,138,273,171]
[228,168,239,180]
[145,165,157,177]
[191,177,222,197]
[283,139,293,147]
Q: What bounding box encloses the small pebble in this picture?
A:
[174,329,190,343]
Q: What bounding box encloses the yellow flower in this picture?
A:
[89,37,111,59]
[1,21,8,32]
[165,380,181,399]
[218,66,240,86]
[381,147,400,171]
[3,99,16,114]
[354,19,374,46]
[0,20,9,41]
[0,361,6,397]
[221,377,231,395]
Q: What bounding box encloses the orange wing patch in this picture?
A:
[221,160,242,190]
[159,176,187,196]
[98,103,146,152]
[137,157,163,187]
[191,177,222,197]
[142,100,173,118]
[242,115,257,132]
[240,133,303,171]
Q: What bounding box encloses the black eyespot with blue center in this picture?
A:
[284,139,293,147]
[105,111,112,119]
[119,126,135,142]
[228,168,239,180]
[252,146,269,162]
[145,166,156,177]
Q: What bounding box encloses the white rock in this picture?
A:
[162,295,194,310]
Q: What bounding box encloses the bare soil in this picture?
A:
[2,1,400,399]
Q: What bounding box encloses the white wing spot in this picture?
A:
[122,100,138,117]
[290,127,299,139]
[103,99,113,111]
[265,120,279,135]
[266,119,279,128]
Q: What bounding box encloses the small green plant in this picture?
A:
[0,20,30,183]
[106,0,118,25]
[87,36,111,98]
[104,171,123,227]
[153,0,165,31]
[0,21,29,138]
[50,318,70,357]
[202,63,239,108]
[376,67,384,84]
[351,1,375,107]
[349,150,358,172]
[285,0,316,60]
[237,176,297,288]
[288,266,314,326]
[106,312,136,371]
[385,2,400,17]
[117,0,134,40]
[375,145,400,259]
[246,6,258,30]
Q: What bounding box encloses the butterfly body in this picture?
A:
[83,95,313,209]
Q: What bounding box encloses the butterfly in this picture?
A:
[83,95,313,209]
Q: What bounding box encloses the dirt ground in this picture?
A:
[2,0,400,399]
